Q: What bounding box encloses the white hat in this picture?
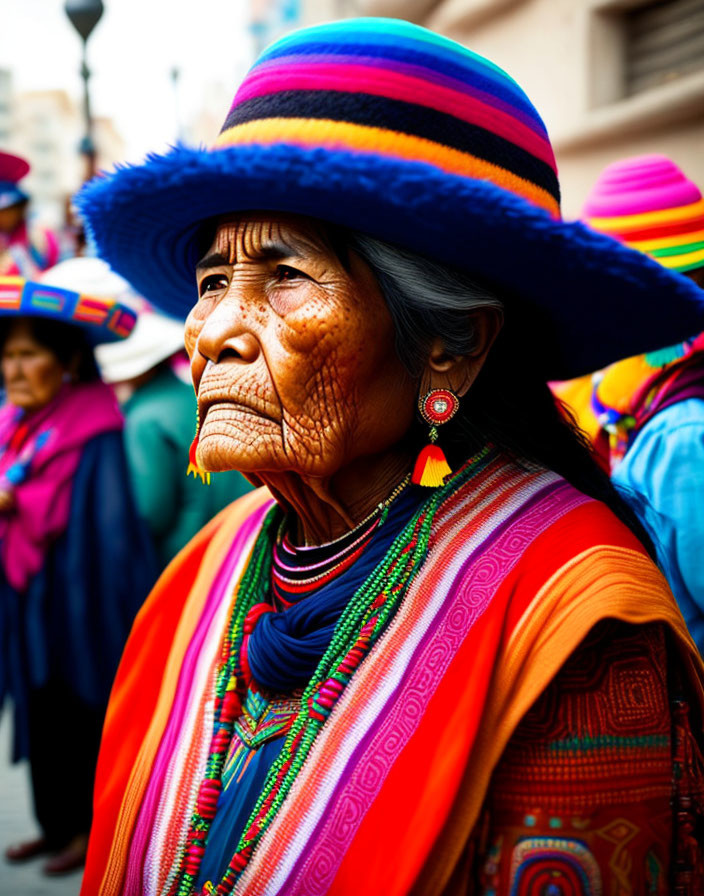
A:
[95,310,185,383]
[41,257,185,382]
[40,256,134,300]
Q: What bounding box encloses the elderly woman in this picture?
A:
[0,274,156,874]
[78,19,704,896]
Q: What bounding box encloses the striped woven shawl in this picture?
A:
[82,453,703,895]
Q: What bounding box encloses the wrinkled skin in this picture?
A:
[1,318,68,412]
[186,214,497,544]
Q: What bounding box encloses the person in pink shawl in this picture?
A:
[0,266,157,875]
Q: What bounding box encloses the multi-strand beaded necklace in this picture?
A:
[271,473,412,607]
[170,447,490,896]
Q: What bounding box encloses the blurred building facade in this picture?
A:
[249,0,361,53]
[359,0,704,216]
[0,71,11,148]
[0,77,125,230]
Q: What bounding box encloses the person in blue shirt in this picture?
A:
[581,154,704,652]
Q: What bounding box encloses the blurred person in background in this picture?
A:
[52,259,253,570]
[0,150,60,277]
[0,270,157,875]
[557,155,704,653]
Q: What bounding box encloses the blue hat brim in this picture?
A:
[0,313,132,346]
[76,143,704,380]
[0,185,29,210]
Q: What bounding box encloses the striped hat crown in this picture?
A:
[583,155,704,274]
[215,18,561,219]
[76,18,704,377]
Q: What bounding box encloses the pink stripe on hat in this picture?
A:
[583,154,702,218]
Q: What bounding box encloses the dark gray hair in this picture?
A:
[344,230,656,561]
[347,232,504,375]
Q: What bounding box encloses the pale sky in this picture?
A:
[2,0,256,161]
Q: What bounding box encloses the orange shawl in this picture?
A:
[82,461,704,895]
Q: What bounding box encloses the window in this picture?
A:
[624,0,704,95]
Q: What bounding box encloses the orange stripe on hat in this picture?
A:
[215,118,560,217]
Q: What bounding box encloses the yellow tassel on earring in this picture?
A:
[412,443,452,486]
[186,410,211,485]
[412,421,452,486]
[412,389,459,488]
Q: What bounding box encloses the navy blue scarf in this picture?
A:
[247,485,424,693]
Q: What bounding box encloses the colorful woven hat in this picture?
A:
[583,155,704,274]
[76,18,704,380]
[0,273,137,344]
[0,150,30,210]
[36,256,184,381]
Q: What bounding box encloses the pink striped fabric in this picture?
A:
[236,465,589,894]
[123,501,273,896]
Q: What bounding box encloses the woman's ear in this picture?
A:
[424,309,502,397]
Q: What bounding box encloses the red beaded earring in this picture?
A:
[411,388,459,487]
[186,407,211,485]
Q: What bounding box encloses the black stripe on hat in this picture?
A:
[222,90,560,205]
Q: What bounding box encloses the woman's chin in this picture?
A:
[197,430,272,474]
[7,394,44,412]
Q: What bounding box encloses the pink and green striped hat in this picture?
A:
[77,18,704,379]
[583,155,704,274]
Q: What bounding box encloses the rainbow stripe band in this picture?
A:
[586,200,704,273]
[216,119,559,217]
[248,53,548,138]
[0,276,24,309]
[227,65,556,168]
[649,247,704,273]
[0,277,136,344]
[583,158,704,274]
[216,17,560,218]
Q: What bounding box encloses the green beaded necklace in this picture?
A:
[171,446,491,896]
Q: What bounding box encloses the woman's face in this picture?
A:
[185,214,416,477]
[1,319,67,412]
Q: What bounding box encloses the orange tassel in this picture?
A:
[186,433,211,485]
[412,443,452,487]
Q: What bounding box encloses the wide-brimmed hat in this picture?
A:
[0,150,30,210]
[583,154,704,274]
[76,17,704,380]
[96,310,185,383]
[0,260,137,345]
[37,257,184,378]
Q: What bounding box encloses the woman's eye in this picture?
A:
[275,265,309,283]
[199,274,229,297]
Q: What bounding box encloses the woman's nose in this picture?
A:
[195,297,261,366]
[2,358,20,381]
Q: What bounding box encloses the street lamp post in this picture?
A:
[64,0,104,182]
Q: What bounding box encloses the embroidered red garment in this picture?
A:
[471,620,704,894]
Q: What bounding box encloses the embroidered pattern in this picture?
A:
[508,836,601,895]
[222,690,302,791]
